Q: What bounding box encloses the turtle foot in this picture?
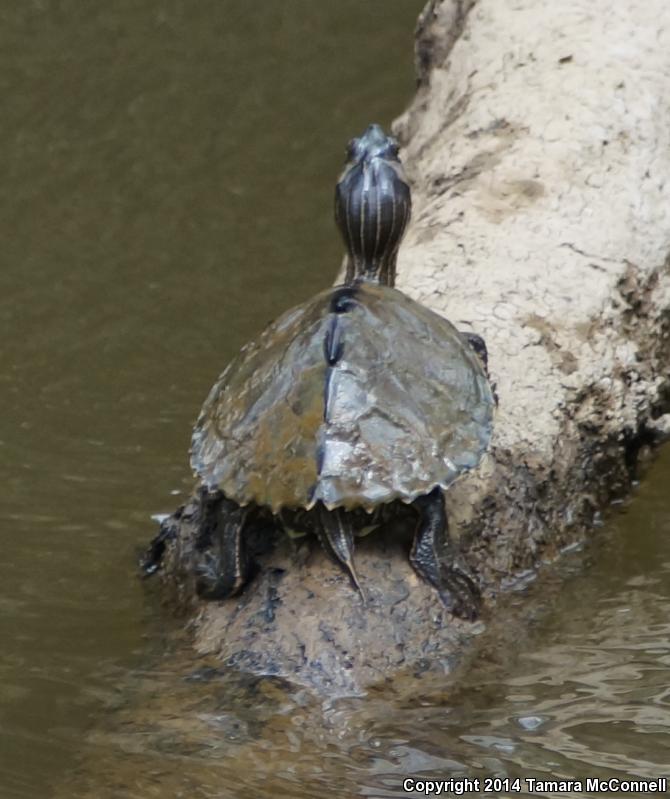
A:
[410,488,482,621]
[436,565,482,621]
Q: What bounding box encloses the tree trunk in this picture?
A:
[158,0,670,695]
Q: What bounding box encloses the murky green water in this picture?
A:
[2,3,669,798]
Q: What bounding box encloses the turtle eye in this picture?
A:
[383,138,400,160]
[345,137,359,163]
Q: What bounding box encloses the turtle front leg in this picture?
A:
[461,331,497,405]
[409,488,481,620]
[315,503,365,601]
[195,496,250,600]
[461,331,489,374]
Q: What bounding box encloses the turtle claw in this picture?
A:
[437,567,482,621]
[141,514,179,577]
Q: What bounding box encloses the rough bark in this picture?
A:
[157,0,670,695]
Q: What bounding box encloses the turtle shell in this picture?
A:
[191,281,493,513]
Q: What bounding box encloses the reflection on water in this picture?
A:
[57,449,670,798]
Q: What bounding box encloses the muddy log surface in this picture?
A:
[157,0,670,695]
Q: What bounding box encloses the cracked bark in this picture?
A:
[156,0,670,695]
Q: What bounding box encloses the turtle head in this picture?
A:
[335,123,411,287]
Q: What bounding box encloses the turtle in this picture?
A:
[144,124,494,620]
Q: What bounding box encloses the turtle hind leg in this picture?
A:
[316,503,366,602]
[195,497,250,600]
[410,488,481,621]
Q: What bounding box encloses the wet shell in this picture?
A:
[191,282,494,513]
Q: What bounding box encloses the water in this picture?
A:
[0,3,421,795]
[2,3,669,798]
[53,451,670,798]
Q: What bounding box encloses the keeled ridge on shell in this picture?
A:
[190,282,494,513]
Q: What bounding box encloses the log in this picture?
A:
[155,0,670,695]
